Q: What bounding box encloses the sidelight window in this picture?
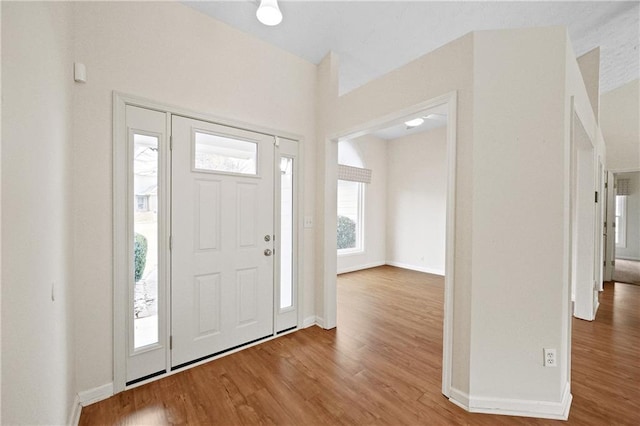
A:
[133,134,159,349]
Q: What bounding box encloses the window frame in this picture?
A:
[337,179,365,256]
[191,128,260,177]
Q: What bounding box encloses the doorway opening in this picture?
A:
[336,103,448,277]
[324,91,457,396]
[611,170,640,285]
[571,111,599,321]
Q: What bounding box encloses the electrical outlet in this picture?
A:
[544,348,557,367]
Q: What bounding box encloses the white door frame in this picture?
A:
[275,138,302,333]
[321,91,457,397]
[571,109,597,321]
[603,171,615,282]
[596,158,605,292]
[607,167,640,275]
[113,92,305,393]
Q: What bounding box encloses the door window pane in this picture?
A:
[194,131,257,175]
[133,134,159,348]
[280,157,294,309]
[337,179,363,253]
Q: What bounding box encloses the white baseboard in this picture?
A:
[449,387,470,410]
[616,255,640,261]
[78,382,114,407]
[386,261,445,276]
[302,315,317,328]
[68,394,82,426]
[337,261,385,274]
[449,382,572,420]
[303,315,326,328]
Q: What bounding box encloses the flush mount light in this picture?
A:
[425,113,447,121]
[257,0,283,26]
[404,118,425,128]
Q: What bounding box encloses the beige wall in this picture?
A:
[0,1,615,420]
[1,2,76,424]
[386,127,447,274]
[71,1,317,392]
[314,52,340,326]
[318,26,600,417]
[318,32,475,395]
[470,27,569,403]
[601,79,640,171]
[0,1,3,421]
[577,48,600,121]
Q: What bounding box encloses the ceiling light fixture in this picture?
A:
[425,113,447,121]
[256,0,283,26]
[404,118,424,128]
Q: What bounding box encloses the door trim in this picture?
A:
[321,90,458,398]
[113,92,305,393]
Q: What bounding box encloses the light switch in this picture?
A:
[304,216,313,228]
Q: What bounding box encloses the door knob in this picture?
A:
[264,249,273,256]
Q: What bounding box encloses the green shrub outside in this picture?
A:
[134,233,148,282]
[337,215,356,250]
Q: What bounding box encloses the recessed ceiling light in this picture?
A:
[404,118,424,128]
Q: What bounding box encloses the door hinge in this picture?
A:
[604,221,607,228]
[595,191,599,203]
[170,135,173,151]
[169,336,173,350]
[603,260,606,267]
[612,260,616,266]
[169,235,173,250]
[605,182,608,189]
[274,136,280,147]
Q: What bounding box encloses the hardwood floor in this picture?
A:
[80,266,640,425]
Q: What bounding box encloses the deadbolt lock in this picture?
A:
[264,235,271,242]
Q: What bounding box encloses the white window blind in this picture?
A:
[337,164,372,184]
[617,179,631,196]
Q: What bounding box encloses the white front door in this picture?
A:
[171,116,275,369]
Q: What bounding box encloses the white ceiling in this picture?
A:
[370,102,448,140]
[184,1,639,95]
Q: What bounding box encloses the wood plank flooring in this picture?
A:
[80,266,640,425]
